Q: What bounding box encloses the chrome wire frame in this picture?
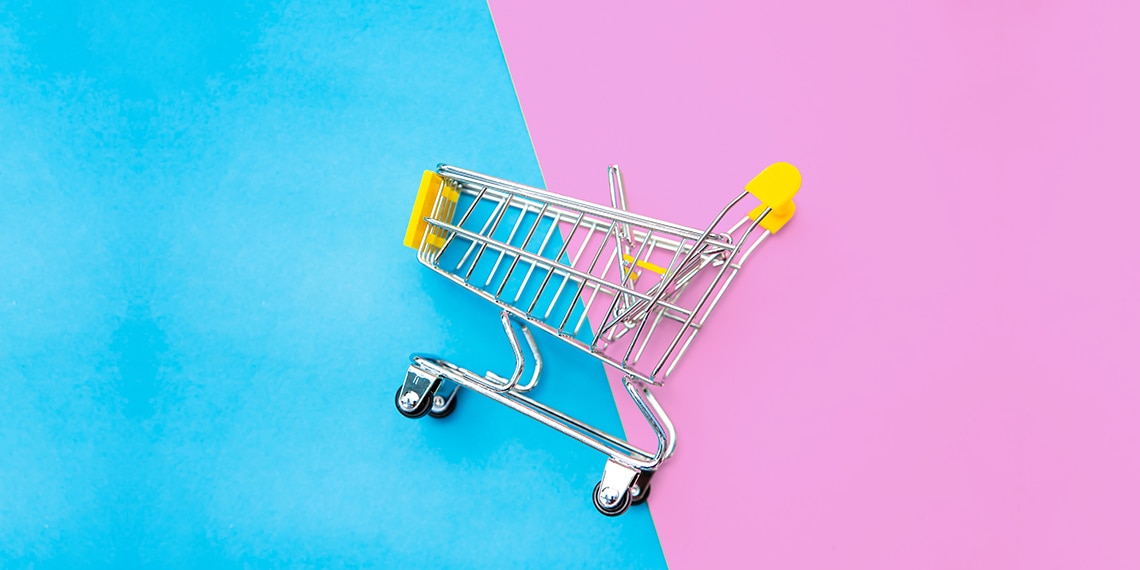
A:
[404,164,775,510]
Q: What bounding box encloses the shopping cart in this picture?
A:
[396,162,801,515]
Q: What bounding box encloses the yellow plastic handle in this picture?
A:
[746,162,801,209]
[745,162,801,233]
[404,170,455,249]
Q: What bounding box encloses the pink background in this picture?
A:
[489,1,1140,568]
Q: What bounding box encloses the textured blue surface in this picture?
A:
[0,1,667,567]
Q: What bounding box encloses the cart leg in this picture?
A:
[483,310,543,393]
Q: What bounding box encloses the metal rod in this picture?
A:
[462,193,515,282]
[440,164,712,242]
[495,204,549,298]
[652,208,768,378]
[528,213,585,315]
[513,214,561,303]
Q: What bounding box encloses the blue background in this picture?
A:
[0,1,667,566]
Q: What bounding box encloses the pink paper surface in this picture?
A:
[489,1,1140,567]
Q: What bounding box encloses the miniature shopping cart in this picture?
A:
[396,162,801,515]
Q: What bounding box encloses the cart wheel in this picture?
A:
[395,385,433,419]
[428,388,459,419]
[593,482,632,517]
[630,481,652,506]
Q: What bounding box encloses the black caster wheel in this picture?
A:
[630,481,652,506]
[395,385,433,419]
[428,388,459,419]
[593,482,632,517]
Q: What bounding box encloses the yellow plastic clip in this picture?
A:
[404,170,458,249]
[622,254,668,276]
[745,162,801,233]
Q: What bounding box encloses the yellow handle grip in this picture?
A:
[745,162,801,233]
[404,170,458,249]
